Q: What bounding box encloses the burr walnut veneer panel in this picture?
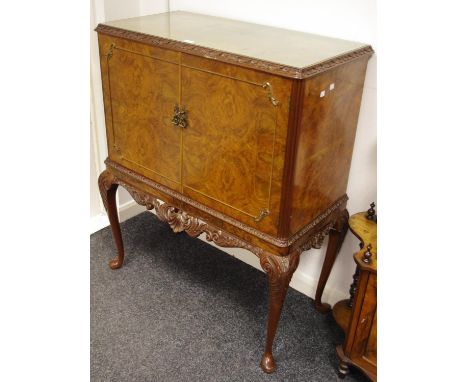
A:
[99,34,181,191]
[96,11,373,374]
[289,57,369,235]
[180,55,292,236]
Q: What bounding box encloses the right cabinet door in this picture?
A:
[180,61,284,234]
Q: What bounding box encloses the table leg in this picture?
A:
[314,209,349,313]
[336,345,351,379]
[98,170,125,269]
[259,250,300,373]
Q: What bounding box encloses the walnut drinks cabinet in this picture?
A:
[96,11,373,374]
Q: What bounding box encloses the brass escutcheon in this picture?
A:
[172,104,188,128]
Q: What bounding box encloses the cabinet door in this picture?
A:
[180,65,279,230]
[103,40,181,190]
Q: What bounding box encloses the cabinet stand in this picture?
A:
[98,166,348,373]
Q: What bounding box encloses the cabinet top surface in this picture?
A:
[101,11,370,70]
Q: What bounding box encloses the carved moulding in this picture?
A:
[95,24,373,79]
[299,223,334,252]
[104,171,264,258]
[105,159,347,249]
[103,168,340,262]
[297,205,349,252]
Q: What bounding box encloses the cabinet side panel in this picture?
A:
[289,57,369,235]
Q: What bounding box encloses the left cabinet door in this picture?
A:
[99,36,181,191]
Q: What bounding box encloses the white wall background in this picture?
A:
[90,0,376,305]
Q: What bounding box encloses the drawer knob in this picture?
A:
[171,104,188,128]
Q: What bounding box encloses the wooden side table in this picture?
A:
[333,203,377,380]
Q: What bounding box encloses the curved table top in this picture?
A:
[349,212,377,272]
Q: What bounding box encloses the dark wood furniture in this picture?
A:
[333,205,377,380]
[95,11,373,373]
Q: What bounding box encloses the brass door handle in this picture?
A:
[262,82,279,106]
[254,208,270,222]
[172,104,188,128]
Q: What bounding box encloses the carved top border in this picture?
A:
[105,159,347,248]
[95,24,373,79]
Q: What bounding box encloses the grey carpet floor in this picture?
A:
[91,212,367,382]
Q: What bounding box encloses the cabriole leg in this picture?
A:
[259,251,300,373]
[98,170,125,269]
[315,209,349,313]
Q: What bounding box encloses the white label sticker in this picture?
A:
[320,90,326,98]
[330,83,335,90]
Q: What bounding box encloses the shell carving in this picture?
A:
[111,179,263,257]
[102,167,346,261]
